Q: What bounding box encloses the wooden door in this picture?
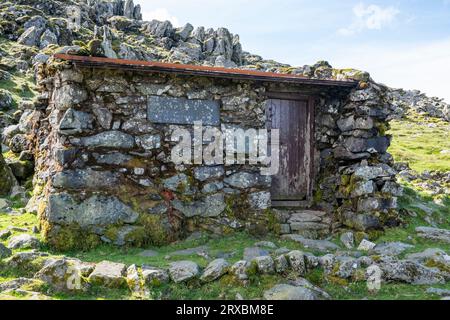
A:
[267,96,314,201]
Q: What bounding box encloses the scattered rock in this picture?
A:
[35,258,88,292]
[286,251,306,275]
[230,260,250,280]
[282,235,340,252]
[142,265,169,286]
[88,261,127,288]
[372,242,414,256]
[169,261,199,283]
[263,281,330,300]
[378,259,445,285]
[416,227,450,244]
[200,259,229,282]
[252,256,275,274]
[8,234,40,250]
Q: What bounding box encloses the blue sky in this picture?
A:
[135,0,450,102]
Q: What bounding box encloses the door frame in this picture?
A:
[264,91,317,207]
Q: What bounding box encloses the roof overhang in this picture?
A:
[54,54,358,88]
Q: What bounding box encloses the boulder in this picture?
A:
[8,234,41,250]
[252,256,275,274]
[142,265,169,286]
[35,258,89,292]
[88,261,127,288]
[286,251,306,275]
[230,260,250,280]
[169,261,199,283]
[0,243,12,259]
[200,259,229,282]
[378,259,445,285]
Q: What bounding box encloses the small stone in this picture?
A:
[200,259,229,282]
[8,234,40,250]
[357,239,376,251]
[263,283,330,300]
[35,258,88,292]
[169,261,199,283]
[88,261,127,288]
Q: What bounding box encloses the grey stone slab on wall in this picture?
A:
[147,96,220,126]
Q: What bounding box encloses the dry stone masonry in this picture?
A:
[19,55,401,250]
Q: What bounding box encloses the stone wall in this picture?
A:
[26,59,401,250]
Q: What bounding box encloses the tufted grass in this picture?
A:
[388,112,450,173]
[1,180,449,300]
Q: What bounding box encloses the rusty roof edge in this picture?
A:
[53,54,358,88]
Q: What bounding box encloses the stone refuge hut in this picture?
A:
[28,54,401,250]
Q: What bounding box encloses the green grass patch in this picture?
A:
[388,112,450,173]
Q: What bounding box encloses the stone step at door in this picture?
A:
[275,209,332,239]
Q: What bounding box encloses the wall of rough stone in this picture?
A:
[28,59,401,250]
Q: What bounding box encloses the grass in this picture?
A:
[0,38,37,108]
[388,112,450,173]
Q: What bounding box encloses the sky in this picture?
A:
[135,0,450,102]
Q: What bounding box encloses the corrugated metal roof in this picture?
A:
[53,54,357,87]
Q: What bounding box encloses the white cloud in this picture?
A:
[330,38,450,102]
[142,8,181,27]
[338,3,400,36]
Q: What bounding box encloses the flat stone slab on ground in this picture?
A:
[372,242,414,256]
[282,235,340,252]
[416,227,450,243]
[263,279,330,300]
[88,261,127,288]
